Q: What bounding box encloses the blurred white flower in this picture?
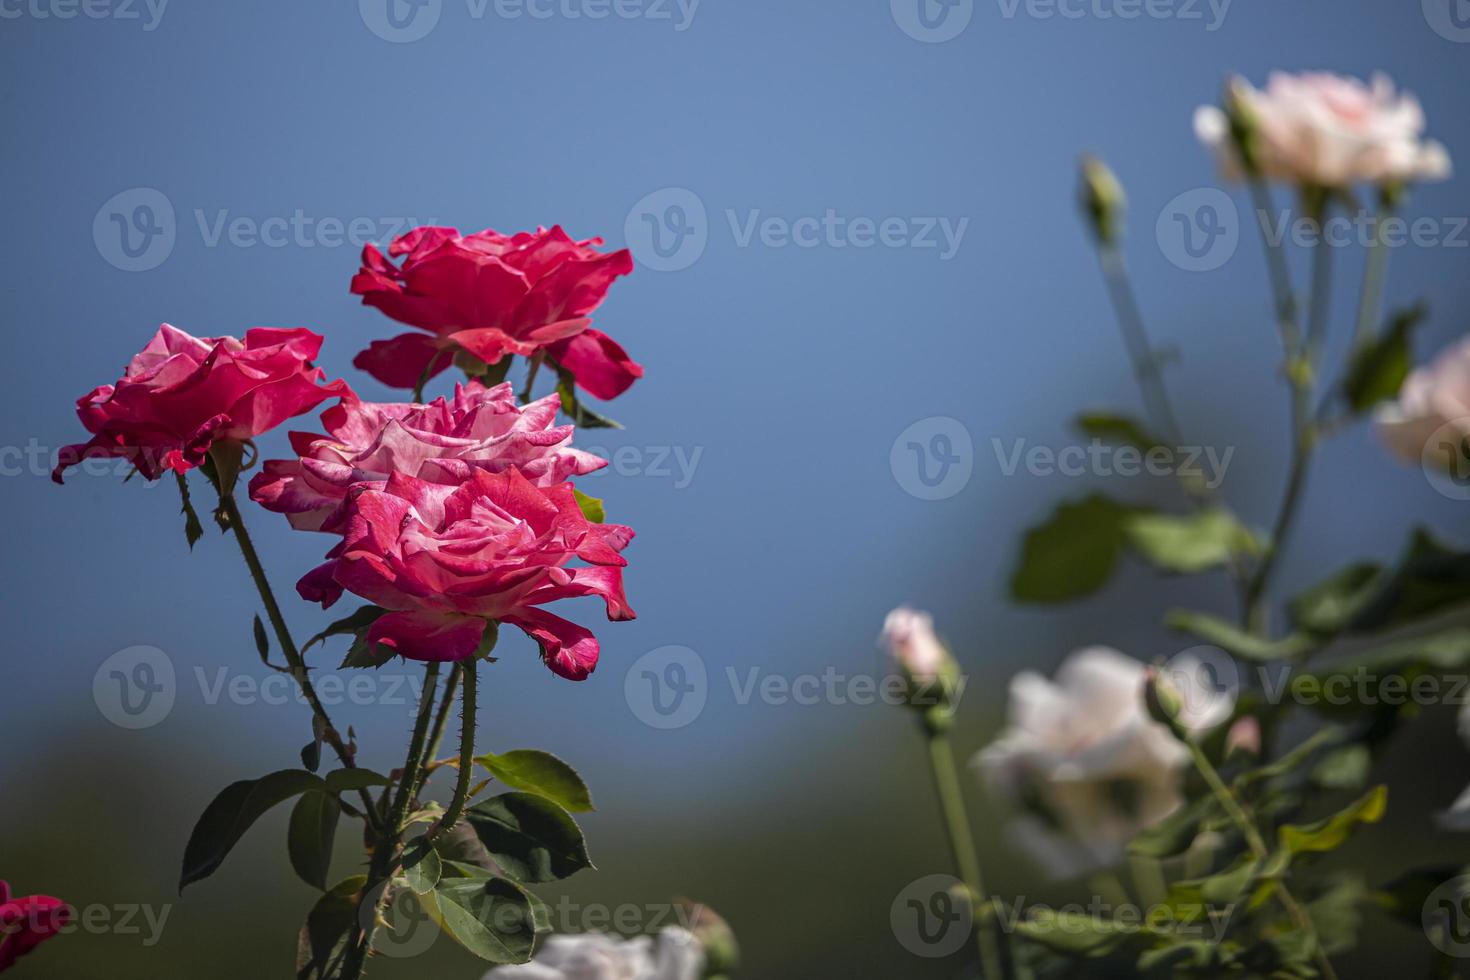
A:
[483,928,704,980]
[974,647,1190,879]
[1375,336,1470,467]
[1194,72,1451,187]
[1161,649,1239,733]
[880,607,950,682]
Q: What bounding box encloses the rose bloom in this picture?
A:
[350,225,641,400]
[482,929,704,980]
[1194,72,1451,187]
[880,606,950,682]
[0,881,68,973]
[53,324,350,484]
[249,382,605,532]
[298,468,633,678]
[1375,337,1470,467]
[974,647,1189,879]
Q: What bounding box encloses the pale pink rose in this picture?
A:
[1375,337,1470,467]
[974,647,1189,879]
[249,382,605,532]
[880,607,949,681]
[1194,72,1451,187]
[481,929,704,980]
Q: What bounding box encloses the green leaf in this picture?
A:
[1289,563,1382,636]
[466,792,593,884]
[295,875,365,979]
[175,472,204,550]
[476,750,594,814]
[207,439,247,498]
[181,769,326,891]
[1125,508,1258,574]
[1074,412,1165,452]
[1310,746,1372,791]
[402,838,442,896]
[324,769,392,794]
[1353,529,1470,633]
[1164,609,1315,662]
[253,615,270,661]
[432,818,499,875]
[304,605,389,652]
[1015,908,1141,956]
[1343,306,1426,412]
[554,371,623,429]
[288,791,341,891]
[1305,873,1368,956]
[571,488,605,524]
[1376,865,1469,927]
[1011,494,1133,602]
[426,873,539,964]
[1127,795,1222,859]
[1279,785,1388,855]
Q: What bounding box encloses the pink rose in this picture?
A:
[0,881,68,973]
[249,382,606,532]
[350,225,642,400]
[1375,336,1470,465]
[54,324,350,484]
[880,607,950,682]
[1195,72,1451,187]
[297,468,634,679]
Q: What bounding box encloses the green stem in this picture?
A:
[926,729,1004,979]
[415,663,463,797]
[1098,245,1184,447]
[342,661,442,980]
[429,660,478,847]
[1185,738,1338,980]
[216,489,384,835]
[1352,206,1393,350]
[1248,179,1302,356]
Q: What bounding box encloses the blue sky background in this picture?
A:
[3,2,1469,977]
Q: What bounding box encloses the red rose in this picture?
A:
[350,225,642,400]
[0,881,68,973]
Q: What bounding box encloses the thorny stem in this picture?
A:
[415,663,463,799]
[429,660,479,847]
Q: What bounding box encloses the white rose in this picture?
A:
[974,647,1190,879]
[1194,72,1451,187]
[1375,337,1470,469]
[482,928,704,980]
[880,606,949,681]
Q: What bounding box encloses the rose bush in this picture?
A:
[249,382,605,532]
[53,324,349,483]
[350,225,641,399]
[0,881,68,973]
[297,468,634,677]
[1194,71,1451,187]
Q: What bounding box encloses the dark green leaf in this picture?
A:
[300,738,322,774]
[432,819,499,875]
[1125,508,1258,574]
[1289,563,1382,635]
[476,750,594,813]
[253,615,270,661]
[427,873,539,963]
[303,605,390,653]
[1311,746,1372,791]
[1343,305,1426,412]
[1015,908,1141,956]
[402,837,443,895]
[1352,529,1470,633]
[1011,494,1133,603]
[1279,785,1388,854]
[176,472,204,549]
[288,791,341,891]
[466,792,593,884]
[1165,609,1315,662]
[1074,412,1165,452]
[1127,795,1221,859]
[181,770,326,891]
[324,769,392,794]
[295,874,365,979]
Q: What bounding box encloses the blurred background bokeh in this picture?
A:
[3,1,1469,976]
